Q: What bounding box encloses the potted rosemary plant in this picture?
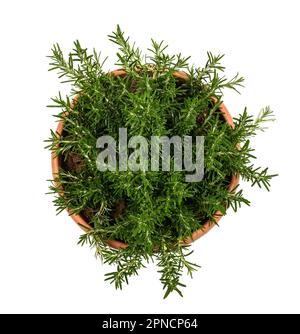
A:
[47,26,276,298]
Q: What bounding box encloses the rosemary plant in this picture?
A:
[47,26,276,298]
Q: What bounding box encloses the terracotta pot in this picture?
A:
[51,69,239,249]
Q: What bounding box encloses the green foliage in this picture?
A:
[47,25,276,298]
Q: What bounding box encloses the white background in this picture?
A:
[0,0,299,314]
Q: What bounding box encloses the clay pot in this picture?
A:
[51,69,239,249]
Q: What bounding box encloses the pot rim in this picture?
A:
[51,69,240,249]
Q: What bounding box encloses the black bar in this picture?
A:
[0,314,299,332]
